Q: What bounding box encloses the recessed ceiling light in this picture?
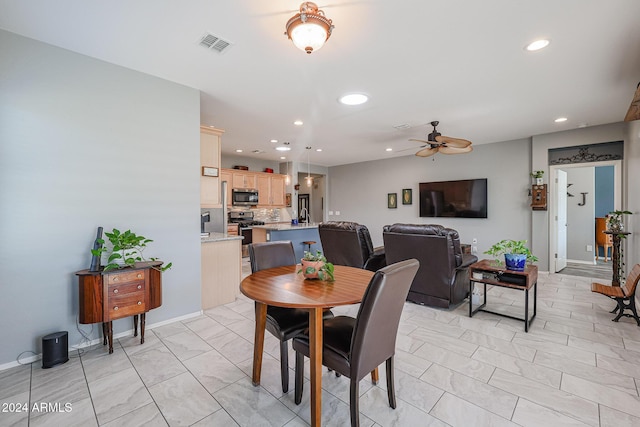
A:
[554,117,568,123]
[270,139,278,143]
[293,120,303,126]
[385,148,393,152]
[276,146,291,151]
[280,156,286,159]
[525,39,550,51]
[316,148,322,152]
[339,93,369,106]
[235,149,243,153]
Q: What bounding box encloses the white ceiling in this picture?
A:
[2,0,640,167]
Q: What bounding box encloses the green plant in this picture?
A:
[91,228,172,272]
[606,210,632,232]
[484,239,538,263]
[530,170,544,179]
[298,250,335,281]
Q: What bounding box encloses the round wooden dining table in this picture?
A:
[240,264,374,427]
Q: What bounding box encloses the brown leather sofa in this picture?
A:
[382,223,478,308]
[318,221,386,272]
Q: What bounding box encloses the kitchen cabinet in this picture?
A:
[257,173,286,207]
[201,237,242,309]
[232,171,256,189]
[76,261,163,354]
[200,126,225,208]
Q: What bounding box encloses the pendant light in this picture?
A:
[306,146,312,187]
[284,2,334,55]
[285,159,291,185]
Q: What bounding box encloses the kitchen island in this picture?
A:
[252,223,322,261]
[201,232,243,309]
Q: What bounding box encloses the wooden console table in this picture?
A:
[469,259,538,332]
[76,261,162,353]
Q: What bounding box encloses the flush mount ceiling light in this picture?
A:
[293,120,304,126]
[275,146,291,151]
[339,93,369,106]
[285,2,334,54]
[525,39,550,51]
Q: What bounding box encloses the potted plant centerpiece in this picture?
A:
[91,228,172,272]
[298,250,335,281]
[484,239,538,271]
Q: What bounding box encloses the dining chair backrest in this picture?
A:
[349,258,419,380]
[249,241,296,273]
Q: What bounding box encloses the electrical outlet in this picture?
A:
[328,210,334,215]
[335,211,340,215]
[472,246,478,254]
[472,238,478,244]
[586,244,593,252]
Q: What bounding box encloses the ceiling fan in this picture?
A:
[624,82,640,121]
[409,121,473,157]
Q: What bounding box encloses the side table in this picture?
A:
[603,231,631,287]
[469,259,538,332]
[76,261,163,353]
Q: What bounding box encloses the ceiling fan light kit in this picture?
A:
[285,2,334,54]
[410,121,473,157]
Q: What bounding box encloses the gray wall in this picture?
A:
[565,167,595,262]
[327,139,532,255]
[0,31,201,366]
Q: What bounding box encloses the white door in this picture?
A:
[556,169,568,271]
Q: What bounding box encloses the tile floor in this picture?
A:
[2,261,640,426]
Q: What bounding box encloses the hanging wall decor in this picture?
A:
[402,189,412,205]
[388,193,397,209]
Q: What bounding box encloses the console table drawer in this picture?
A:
[108,281,144,296]
[108,293,146,319]
[106,270,145,285]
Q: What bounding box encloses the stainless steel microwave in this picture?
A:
[232,188,259,206]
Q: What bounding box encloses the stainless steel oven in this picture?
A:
[232,188,259,206]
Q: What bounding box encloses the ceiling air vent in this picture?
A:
[198,33,232,54]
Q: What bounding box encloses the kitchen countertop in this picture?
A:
[252,223,319,231]
[201,232,244,243]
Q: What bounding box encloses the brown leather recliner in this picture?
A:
[318,221,386,272]
[382,223,478,308]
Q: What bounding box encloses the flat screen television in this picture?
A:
[419,178,487,218]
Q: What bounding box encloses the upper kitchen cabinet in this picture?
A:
[257,173,286,207]
[232,171,256,189]
[200,126,225,208]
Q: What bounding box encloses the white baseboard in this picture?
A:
[0,310,204,372]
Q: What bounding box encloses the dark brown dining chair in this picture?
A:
[292,258,420,426]
[591,263,640,325]
[249,241,334,393]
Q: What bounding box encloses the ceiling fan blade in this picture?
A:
[435,135,472,148]
[409,138,431,144]
[415,146,438,157]
[439,145,473,155]
[624,82,640,121]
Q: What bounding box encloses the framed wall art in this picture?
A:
[388,193,397,209]
[402,189,412,205]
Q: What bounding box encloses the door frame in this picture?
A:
[549,160,622,271]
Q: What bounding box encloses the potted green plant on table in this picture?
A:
[484,239,538,272]
[606,210,632,232]
[91,228,172,272]
[298,250,335,281]
[530,170,544,185]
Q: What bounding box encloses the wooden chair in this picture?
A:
[595,217,612,261]
[591,264,640,326]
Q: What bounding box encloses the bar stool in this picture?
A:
[302,241,316,253]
